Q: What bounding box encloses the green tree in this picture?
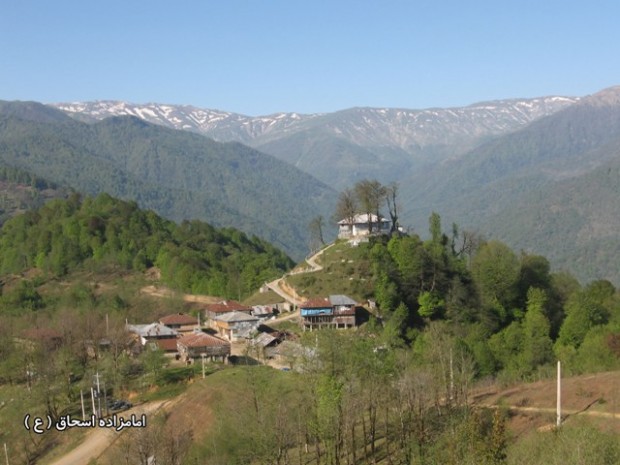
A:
[418,290,445,320]
[520,288,554,373]
[471,241,520,324]
[558,290,610,349]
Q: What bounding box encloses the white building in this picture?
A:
[337,213,391,239]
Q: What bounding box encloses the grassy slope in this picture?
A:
[283,240,375,301]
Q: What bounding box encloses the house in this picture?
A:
[126,323,177,346]
[248,329,288,360]
[251,305,278,319]
[204,300,253,326]
[268,340,316,370]
[158,313,199,334]
[300,295,358,330]
[213,311,259,342]
[151,338,180,355]
[338,213,391,239]
[176,331,230,362]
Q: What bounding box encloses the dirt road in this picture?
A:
[266,243,335,308]
[45,400,171,465]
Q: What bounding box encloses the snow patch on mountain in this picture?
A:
[52,96,579,151]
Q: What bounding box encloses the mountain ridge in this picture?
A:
[52,96,578,150]
[52,96,579,188]
[0,102,337,260]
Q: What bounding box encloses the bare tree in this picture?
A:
[385,182,399,234]
[333,188,357,224]
[354,179,386,234]
[309,215,326,252]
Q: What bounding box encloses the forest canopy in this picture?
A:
[0,193,293,299]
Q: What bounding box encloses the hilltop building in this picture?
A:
[337,213,391,240]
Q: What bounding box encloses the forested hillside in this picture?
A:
[0,101,337,259]
[182,219,620,464]
[401,87,620,285]
[0,165,69,224]
[0,193,293,300]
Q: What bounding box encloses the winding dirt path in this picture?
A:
[266,243,335,308]
[44,400,173,465]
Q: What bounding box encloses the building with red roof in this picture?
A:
[158,313,199,334]
[300,295,358,330]
[177,331,230,362]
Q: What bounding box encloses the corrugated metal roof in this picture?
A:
[127,323,177,338]
[215,311,259,323]
[329,295,357,306]
[252,332,277,347]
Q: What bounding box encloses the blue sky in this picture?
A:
[1,1,619,115]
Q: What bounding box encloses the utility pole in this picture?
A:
[449,347,454,405]
[80,389,86,421]
[94,372,102,417]
[91,387,97,417]
[556,360,562,427]
[103,382,108,417]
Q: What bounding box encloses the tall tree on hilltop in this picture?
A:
[385,182,400,234]
[333,187,357,226]
[354,179,386,234]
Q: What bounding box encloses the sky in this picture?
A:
[1,1,619,116]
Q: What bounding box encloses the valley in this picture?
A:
[1,87,620,465]
[47,87,620,285]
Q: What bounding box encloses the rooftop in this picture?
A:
[159,313,198,326]
[337,213,389,225]
[205,300,252,313]
[300,297,332,309]
[177,331,230,348]
[215,311,259,323]
[126,323,177,338]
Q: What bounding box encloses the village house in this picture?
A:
[249,328,290,361]
[213,311,260,342]
[204,300,253,325]
[269,340,316,371]
[337,213,391,240]
[176,331,230,363]
[251,305,278,320]
[126,322,177,346]
[300,294,358,330]
[158,313,199,334]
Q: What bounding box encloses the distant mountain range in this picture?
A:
[48,88,620,285]
[400,86,620,284]
[0,101,337,260]
[52,97,577,187]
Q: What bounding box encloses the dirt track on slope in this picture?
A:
[44,400,173,465]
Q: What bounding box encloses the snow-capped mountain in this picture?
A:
[52,101,317,145]
[51,96,579,190]
[52,96,578,152]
